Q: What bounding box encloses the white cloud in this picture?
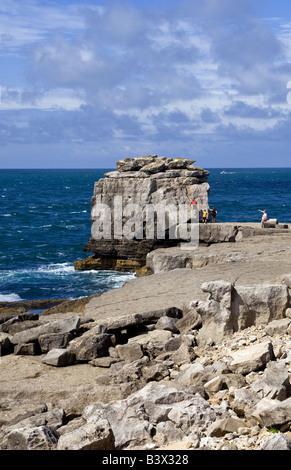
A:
[0,0,291,167]
[0,86,85,111]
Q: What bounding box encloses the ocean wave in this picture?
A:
[69,211,88,215]
[35,263,76,274]
[0,263,75,279]
[0,293,22,302]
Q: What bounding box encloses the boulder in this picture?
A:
[167,158,196,169]
[69,333,114,362]
[232,284,289,329]
[195,298,233,345]
[193,281,289,344]
[3,319,40,336]
[0,398,47,428]
[198,224,239,244]
[0,312,39,327]
[142,161,166,174]
[166,396,217,435]
[229,341,274,375]
[261,433,291,450]
[128,329,173,346]
[207,416,247,437]
[252,396,291,428]
[0,408,65,438]
[2,426,59,450]
[229,388,260,418]
[201,280,232,309]
[173,363,206,387]
[169,343,197,365]
[175,308,202,333]
[116,343,144,362]
[102,307,182,332]
[41,348,74,367]
[14,342,38,356]
[141,362,170,382]
[116,155,161,171]
[263,219,278,228]
[250,361,291,401]
[204,376,224,394]
[38,332,74,353]
[265,318,291,336]
[155,316,178,333]
[11,315,80,345]
[57,419,115,450]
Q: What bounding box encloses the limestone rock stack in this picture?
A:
[75,155,210,272]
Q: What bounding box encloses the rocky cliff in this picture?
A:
[1,225,291,450]
[74,155,210,272]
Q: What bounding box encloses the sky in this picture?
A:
[1,0,291,168]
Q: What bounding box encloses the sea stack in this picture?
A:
[74,155,210,272]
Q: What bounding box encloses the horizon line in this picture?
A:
[1,166,291,170]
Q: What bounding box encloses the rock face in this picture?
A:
[146,223,291,275]
[193,280,290,345]
[75,155,210,271]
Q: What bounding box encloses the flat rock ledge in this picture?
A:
[1,273,291,451]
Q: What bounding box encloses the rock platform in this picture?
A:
[1,223,291,451]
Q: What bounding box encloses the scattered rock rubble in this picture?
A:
[1,277,291,451]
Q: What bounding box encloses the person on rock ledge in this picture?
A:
[258,209,268,227]
[212,207,217,223]
[202,209,208,223]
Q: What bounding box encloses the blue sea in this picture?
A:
[0,168,290,303]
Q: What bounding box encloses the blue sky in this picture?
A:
[1,0,291,168]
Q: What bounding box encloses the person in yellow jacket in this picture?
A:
[202,209,208,223]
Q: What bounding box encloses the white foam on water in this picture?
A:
[0,263,76,280]
[0,293,22,302]
[35,263,75,274]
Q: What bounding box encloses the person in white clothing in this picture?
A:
[258,209,268,227]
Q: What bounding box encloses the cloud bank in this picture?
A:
[0,0,291,168]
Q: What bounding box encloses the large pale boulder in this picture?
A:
[232,284,289,329]
[252,397,291,428]
[11,315,80,345]
[68,333,114,362]
[229,341,274,375]
[0,398,47,428]
[193,280,289,344]
[250,361,291,401]
[57,419,115,450]
[261,433,291,450]
[3,425,59,450]
[41,348,74,367]
[194,280,233,344]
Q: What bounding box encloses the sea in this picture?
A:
[0,168,291,304]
